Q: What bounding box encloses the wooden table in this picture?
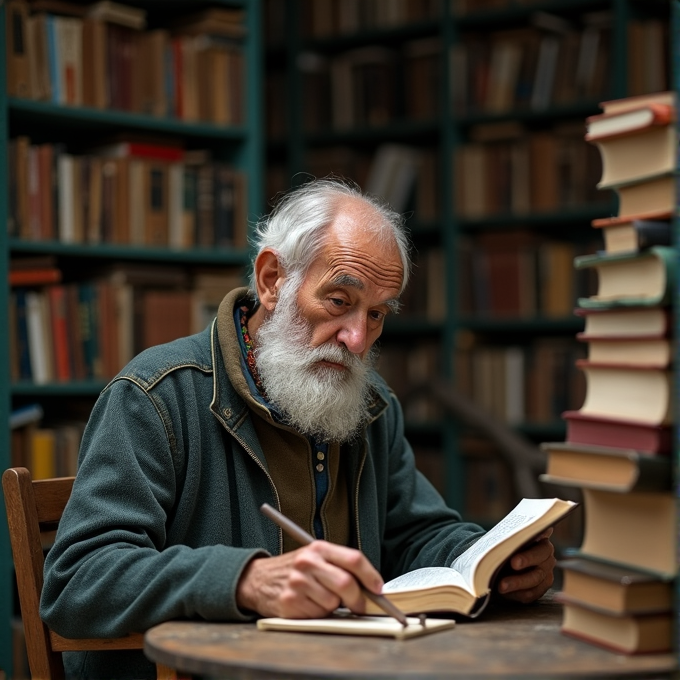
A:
[144,594,678,679]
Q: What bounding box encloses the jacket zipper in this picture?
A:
[353,441,368,553]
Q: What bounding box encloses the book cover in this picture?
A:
[47,284,72,382]
[9,268,62,287]
[598,90,676,116]
[25,290,53,384]
[591,217,671,255]
[539,441,672,492]
[6,0,31,98]
[585,103,675,141]
[575,246,675,309]
[557,556,673,616]
[562,410,671,454]
[560,600,672,654]
[144,162,169,247]
[30,428,56,479]
[13,289,33,380]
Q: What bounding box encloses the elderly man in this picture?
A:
[41,179,555,679]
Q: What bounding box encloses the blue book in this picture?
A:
[78,283,100,379]
[13,288,33,380]
[46,14,60,104]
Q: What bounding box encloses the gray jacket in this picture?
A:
[40,288,484,679]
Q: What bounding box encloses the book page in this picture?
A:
[450,498,560,589]
[382,566,470,593]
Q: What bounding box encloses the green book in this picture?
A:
[575,246,676,309]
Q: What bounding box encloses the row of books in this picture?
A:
[450,12,613,115]
[453,123,609,218]
[541,91,676,655]
[10,402,83,479]
[376,339,442,424]
[8,137,248,250]
[303,143,439,222]
[452,0,544,14]
[454,338,586,426]
[299,37,445,134]
[458,234,599,319]
[297,0,442,40]
[9,264,243,384]
[6,0,245,124]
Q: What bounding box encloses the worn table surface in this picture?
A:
[144,594,678,679]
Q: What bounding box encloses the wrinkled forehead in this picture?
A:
[320,207,405,293]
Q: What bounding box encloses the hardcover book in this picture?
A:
[574,246,675,309]
[560,600,672,654]
[573,360,672,426]
[539,441,672,492]
[590,215,671,255]
[574,306,671,339]
[579,487,676,578]
[562,411,672,455]
[557,557,672,616]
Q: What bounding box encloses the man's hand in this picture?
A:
[495,528,556,603]
[236,541,384,618]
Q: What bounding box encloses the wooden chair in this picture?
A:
[2,467,177,680]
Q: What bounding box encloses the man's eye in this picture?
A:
[370,310,385,322]
[330,298,345,307]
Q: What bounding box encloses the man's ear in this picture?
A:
[254,249,285,312]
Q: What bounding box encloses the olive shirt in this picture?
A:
[40,287,485,679]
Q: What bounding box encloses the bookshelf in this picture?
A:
[0,0,262,674]
[263,0,672,526]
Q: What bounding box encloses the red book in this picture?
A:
[9,268,62,287]
[94,141,185,162]
[562,411,672,455]
[48,285,72,382]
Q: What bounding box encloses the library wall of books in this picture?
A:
[1,0,678,675]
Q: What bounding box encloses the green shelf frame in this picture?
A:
[11,381,109,397]
[8,98,248,140]
[9,239,251,265]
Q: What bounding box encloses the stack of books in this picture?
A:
[540,91,677,655]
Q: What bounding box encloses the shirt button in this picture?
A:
[316,451,325,461]
[316,463,324,473]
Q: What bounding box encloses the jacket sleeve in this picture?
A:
[371,385,486,581]
[40,378,268,639]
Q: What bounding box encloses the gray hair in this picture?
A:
[249,178,411,298]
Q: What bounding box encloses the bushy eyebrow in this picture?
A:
[332,274,401,314]
[333,273,364,289]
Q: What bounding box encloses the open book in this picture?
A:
[365,497,576,619]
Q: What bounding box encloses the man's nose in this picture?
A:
[336,314,368,355]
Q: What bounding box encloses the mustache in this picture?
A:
[307,343,359,368]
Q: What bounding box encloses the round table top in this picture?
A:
[144,596,678,679]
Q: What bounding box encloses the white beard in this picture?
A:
[254,280,377,443]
